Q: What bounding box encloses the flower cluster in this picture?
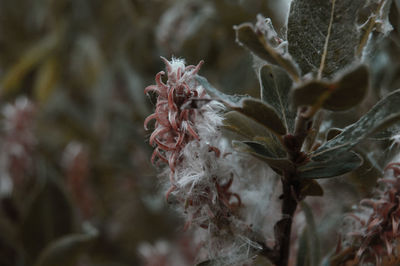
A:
[144,57,204,182]
[340,160,400,265]
[144,58,283,264]
[144,57,240,221]
[144,58,270,263]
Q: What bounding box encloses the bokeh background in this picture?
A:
[2,0,400,265]
[0,0,291,265]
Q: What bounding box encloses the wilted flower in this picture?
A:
[144,58,280,264]
[144,57,204,180]
[144,57,240,221]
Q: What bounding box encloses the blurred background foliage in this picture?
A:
[1,0,400,265]
[0,0,291,265]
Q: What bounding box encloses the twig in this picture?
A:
[265,107,312,265]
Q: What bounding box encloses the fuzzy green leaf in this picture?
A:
[235,22,300,81]
[235,22,275,63]
[297,202,321,266]
[196,260,213,266]
[223,111,286,157]
[299,151,363,179]
[394,0,400,31]
[34,227,98,266]
[326,128,343,141]
[232,140,292,172]
[223,111,270,140]
[195,75,249,105]
[291,65,369,111]
[291,80,330,110]
[1,31,59,97]
[252,256,274,266]
[297,229,310,266]
[312,89,400,161]
[34,57,59,104]
[324,65,369,110]
[259,64,296,133]
[300,179,324,197]
[233,98,287,135]
[349,150,382,195]
[21,178,75,263]
[287,0,363,77]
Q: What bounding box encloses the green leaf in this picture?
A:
[287,0,363,77]
[297,229,310,266]
[20,177,75,263]
[34,57,59,104]
[298,151,363,179]
[291,65,369,111]
[349,150,382,195]
[1,31,59,97]
[297,202,321,266]
[196,260,213,266]
[312,89,400,161]
[233,98,287,135]
[259,64,296,133]
[234,22,300,81]
[324,65,369,110]
[394,0,400,31]
[234,22,275,62]
[0,212,19,266]
[195,75,249,105]
[223,111,286,157]
[291,80,331,110]
[196,75,287,137]
[232,140,278,158]
[326,128,343,141]
[252,256,274,266]
[223,111,271,140]
[232,141,292,173]
[300,179,324,198]
[252,136,286,158]
[34,226,98,266]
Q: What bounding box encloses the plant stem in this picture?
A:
[272,108,311,266]
[258,108,312,265]
[276,173,299,266]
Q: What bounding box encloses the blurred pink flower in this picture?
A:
[62,142,93,219]
[341,161,400,265]
[0,97,36,195]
